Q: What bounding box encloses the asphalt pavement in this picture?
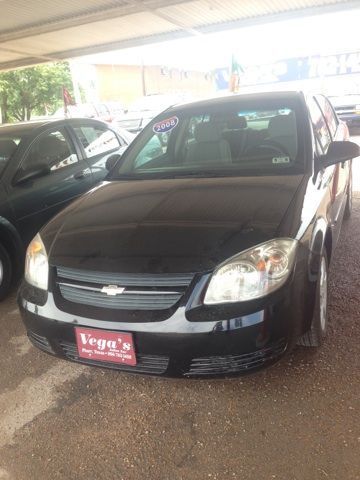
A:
[0,150,359,480]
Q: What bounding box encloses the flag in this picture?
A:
[62,87,75,115]
[229,55,244,93]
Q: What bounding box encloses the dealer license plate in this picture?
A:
[75,327,136,366]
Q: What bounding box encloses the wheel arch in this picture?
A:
[298,218,332,341]
[308,217,332,280]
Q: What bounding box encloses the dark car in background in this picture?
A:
[18,92,359,378]
[0,118,132,300]
[329,94,360,133]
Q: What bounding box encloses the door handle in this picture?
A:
[73,169,90,180]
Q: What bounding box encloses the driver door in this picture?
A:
[9,126,92,246]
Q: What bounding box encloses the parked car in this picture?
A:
[18,92,359,377]
[53,102,125,123]
[114,94,188,133]
[0,118,133,299]
[329,94,360,134]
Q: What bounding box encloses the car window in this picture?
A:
[73,125,121,158]
[308,98,332,153]
[134,136,165,168]
[112,100,303,179]
[107,102,124,116]
[21,129,78,173]
[0,135,21,176]
[96,104,110,116]
[315,95,338,138]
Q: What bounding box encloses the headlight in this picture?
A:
[204,238,298,305]
[25,233,49,290]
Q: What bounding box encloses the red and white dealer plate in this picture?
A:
[75,327,136,366]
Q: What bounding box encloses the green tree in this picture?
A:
[0,62,73,123]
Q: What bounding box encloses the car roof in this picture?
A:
[0,120,48,136]
[0,117,108,136]
[166,91,305,112]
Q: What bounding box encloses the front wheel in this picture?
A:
[298,251,329,347]
[0,243,13,301]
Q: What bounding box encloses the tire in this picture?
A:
[298,251,329,347]
[344,171,352,220]
[0,243,13,301]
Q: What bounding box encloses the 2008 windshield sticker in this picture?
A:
[153,116,179,134]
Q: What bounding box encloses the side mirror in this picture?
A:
[105,154,122,171]
[13,163,50,185]
[318,141,360,170]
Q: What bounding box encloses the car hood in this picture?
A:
[45,175,304,273]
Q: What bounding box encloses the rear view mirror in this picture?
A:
[13,163,50,185]
[105,154,122,171]
[319,141,360,170]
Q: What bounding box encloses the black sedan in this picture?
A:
[0,118,132,299]
[18,92,359,377]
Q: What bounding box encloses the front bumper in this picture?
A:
[18,258,315,378]
[21,306,288,377]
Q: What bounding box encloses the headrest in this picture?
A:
[0,139,17,158]
[227,115,247,130]
[194,123,222,142]
[268,114,296,138]
[211,112,230,123]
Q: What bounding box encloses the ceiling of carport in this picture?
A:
[0,0,359,71]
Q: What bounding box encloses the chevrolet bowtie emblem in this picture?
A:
[101,285,125,296]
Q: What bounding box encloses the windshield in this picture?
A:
[113,98,304,180]
[0,134,21,176]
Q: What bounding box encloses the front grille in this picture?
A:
[59,284,182,310]
[186,339,286,376]
[60,341,169,375]
[56,267,194,311]
[28,331,54,354]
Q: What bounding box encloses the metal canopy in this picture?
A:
[0,0,358,71]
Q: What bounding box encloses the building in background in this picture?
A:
[71,60,215,107]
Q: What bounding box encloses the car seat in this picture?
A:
[222,115,248,159]
[185,123,232,165]
[26,135,71,171]
[267,113,297,159]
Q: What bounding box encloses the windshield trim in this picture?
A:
[109,97,306,181]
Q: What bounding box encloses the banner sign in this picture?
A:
[215,51,360,89]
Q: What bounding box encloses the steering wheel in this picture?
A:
[244,139,290,158]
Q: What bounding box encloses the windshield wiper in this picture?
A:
[169,171,231,178]
[113,170,235,181]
